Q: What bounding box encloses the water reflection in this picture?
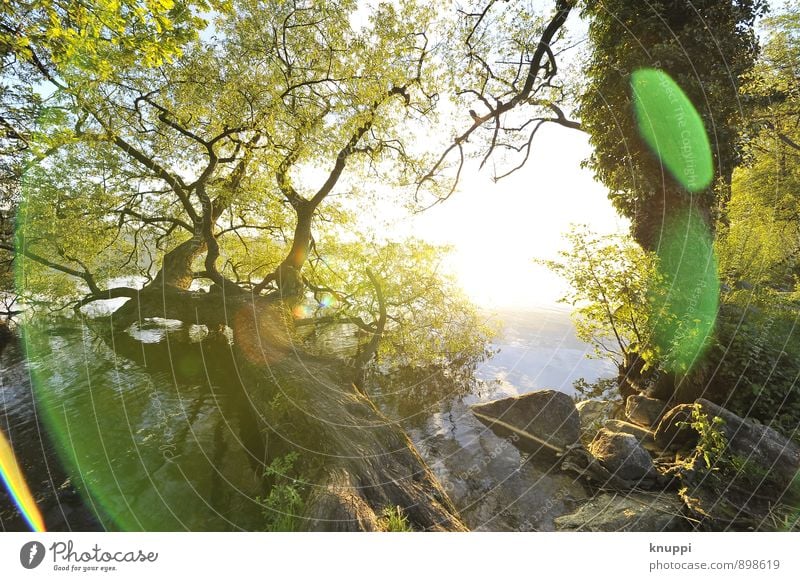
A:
[17,319,266,531]
[376,306,615,530]
[1,306,614,531]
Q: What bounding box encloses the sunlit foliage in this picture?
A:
[537,225,661,369]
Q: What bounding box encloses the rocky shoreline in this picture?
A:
[472,389,800,531]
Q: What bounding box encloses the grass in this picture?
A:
[380,505,413,532]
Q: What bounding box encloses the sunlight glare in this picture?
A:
[408,126,628,309]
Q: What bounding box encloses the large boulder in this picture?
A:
[626,394,669,428]
[589,428,658,482]
[554,492,689,531]
[604,419,657,451]
[576,399,619,441]
[697,399,800,492]
[654,404,699,450]
[471,389,581,455]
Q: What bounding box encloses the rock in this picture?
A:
[576,399,618,446]
[554,492,689,531]
[575,399,619,430]
[413,398,590,532]
[659,399,800,530]
[589,428,658,481]
[604,419,657,451]
[697,398,800,491]
[471,389,581,455]
[646,371,677,401]
[676,450,795,531]
[654,404,699,450]
[626,395,669,428]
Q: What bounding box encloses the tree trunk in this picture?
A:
[151,236,206,290]
[273,205,313,298]
[107,290,465,531]
[634,183,715,251]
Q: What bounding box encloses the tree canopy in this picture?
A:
[579,0,768,248]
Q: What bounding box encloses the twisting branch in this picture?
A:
[353,268,387,392]
[418,0,579,206]
[1,241,98,291]
[1,240,139,310]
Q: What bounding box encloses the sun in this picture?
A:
[406,125,629,310]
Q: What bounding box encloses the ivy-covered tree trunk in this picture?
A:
[579,0,766,250]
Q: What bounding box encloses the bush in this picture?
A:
[257,452,307,532]
[706,291,800,443]
[379,505,412,532]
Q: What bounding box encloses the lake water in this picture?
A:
[477,305,615,394]
[0,306,615,531]
[401,305,615,530]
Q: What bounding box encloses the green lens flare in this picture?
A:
[632,68,714,192]
[14,154,263,530]
[650,207,719,374]
[19,322,264,531]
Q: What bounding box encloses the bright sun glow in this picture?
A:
[401,124,629,309]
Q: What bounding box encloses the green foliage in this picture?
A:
[2,0,221,78]
[706,290,800,443]
[572,377,620,403]
[579,0,767,246]
[537,225,661,369]
[717,6,800,291]
[7,0,451,303]
[688,406,727,470]
[679,6,800,440]
[685,405,799,526]
[544,217,720,385]
[379,505,413,532]
[257,452,307,532]
[304,235,496,371]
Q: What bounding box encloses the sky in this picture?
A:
[363,0,628,312]
[398,121,628,310]
[385,0,786,312]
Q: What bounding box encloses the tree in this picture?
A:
[717,4,800,289]
[578,0,768,249]
[706,5,800,438]
[1,0,222,310]
[418,0,582,207]
[5,1,440,306]
[537,225,662,393]
[1,0,499,531]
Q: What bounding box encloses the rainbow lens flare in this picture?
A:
[0,427,46,532]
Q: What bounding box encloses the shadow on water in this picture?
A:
[1,318,271,531]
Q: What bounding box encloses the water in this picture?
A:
[399,305,615,530]
[478,306,615,393]
[0,306,615,531]
[1,321,265,531]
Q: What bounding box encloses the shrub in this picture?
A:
[257,452,307,532]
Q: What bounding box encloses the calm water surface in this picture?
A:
[0,306,613,531]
